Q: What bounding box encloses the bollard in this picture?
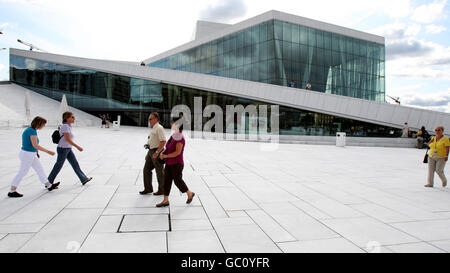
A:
[336,132,346,147]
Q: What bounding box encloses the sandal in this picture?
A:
[186,192,195,204]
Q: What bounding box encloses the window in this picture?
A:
[283,22,292,42]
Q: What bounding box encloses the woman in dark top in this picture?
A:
[416,126,430,149]
[156,117,195,207]
[100,114,106,128]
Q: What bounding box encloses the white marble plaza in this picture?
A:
[0,125,449,253]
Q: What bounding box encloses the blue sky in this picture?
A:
[1,0,449,112]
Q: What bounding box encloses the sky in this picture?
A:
[0,0,449,113]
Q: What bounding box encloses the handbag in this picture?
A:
[423,148,429,164]
[424,137,436,164]
[157,137,174,165]
[157,152,166,165]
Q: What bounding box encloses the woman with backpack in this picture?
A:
[8,116,60,198]
[416,126,430,149]
[47,111,92,187]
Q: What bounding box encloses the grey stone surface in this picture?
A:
[0,126,449,252]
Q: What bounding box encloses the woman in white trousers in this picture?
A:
[9,116,60,198]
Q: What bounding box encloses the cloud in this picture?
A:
[403,94,450,107]
[426,24,447,34]
[199,0,248,23]
[386,39,434,60]
[372,22,433,60]
[371,20,450,81]
[24,58,38,70]
[1,0,449,92]
[405,24,422,36]
[411,0,448,23]
[416,106,450,113]
[1,0,38,3]
[427,57,450,65]
[389,83,423,93]
[399,91,450,113]
[0,0,208,61]
[388,62,450,79]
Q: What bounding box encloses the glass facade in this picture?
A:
[10,55,399,137]
[148,20,385,102]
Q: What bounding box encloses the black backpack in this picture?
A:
[423,130,430,142]
[51,127,63,144]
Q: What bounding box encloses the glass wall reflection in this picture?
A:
[148,20,385,102]
[10,55,398,137]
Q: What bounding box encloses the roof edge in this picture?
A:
[10,48,449,133]
[143,10,385,65]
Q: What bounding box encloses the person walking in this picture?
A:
[8,116,60,198]
[140,112,166,195]
[156,117,195,207]
[47,111,92,187]
[425,126,449,188]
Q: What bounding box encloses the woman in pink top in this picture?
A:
[156,117,195,207]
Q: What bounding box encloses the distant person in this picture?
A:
[106,114,111,128]
[8,116,60,198]
[425,126,449,188]
[156,117,195,207]
[289,80,296,88]
[416,126,430,149]
[401,122,409,138]
[47,111,92,187]
[100,114,106,128]
[140,112,166,195]
[306,83,312,90]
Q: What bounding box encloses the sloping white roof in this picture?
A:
[143,10,385,65]
[0,82,100,127]
[11,48,450,132]
[194,21,232,40]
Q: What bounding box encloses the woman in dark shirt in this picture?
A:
[156,117,195,207]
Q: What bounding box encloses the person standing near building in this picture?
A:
[140,112,166,195]
[47,112,92,187]
[100,114,106,128]
[156,117,195,207]
[416,126,430,149]
[289,80,296,88]
[425,126,449,188]
[306,83,312,90]
[106,113,111,128]
[401,122,409,138]
[8,116,60,198]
